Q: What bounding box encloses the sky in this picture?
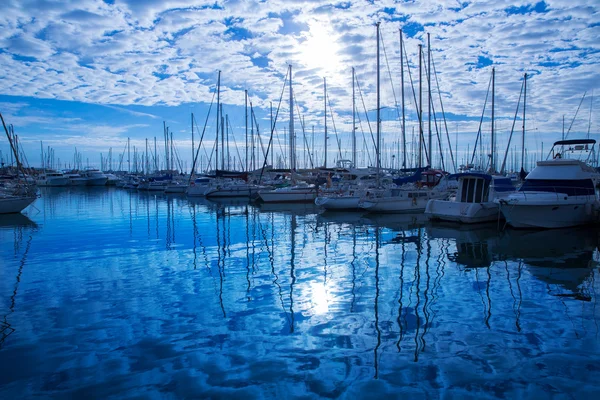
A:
[0,0,599,173]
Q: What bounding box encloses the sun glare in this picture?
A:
[299,22,342,75]
[310,281,330,315]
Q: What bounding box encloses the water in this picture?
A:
[1,187,600,398]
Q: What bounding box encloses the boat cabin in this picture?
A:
[449,173,514,203]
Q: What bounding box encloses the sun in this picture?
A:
[298,22,342,75]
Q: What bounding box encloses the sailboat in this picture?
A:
[1,113,37,214]
[425,67,516,223]
[258,65,318,203]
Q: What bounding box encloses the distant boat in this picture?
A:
[497,139,600,228]
[82,169,108,186]
[36,170,69,186]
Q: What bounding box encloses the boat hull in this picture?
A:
[498,193,600,228]
[258,189,317,203]
[205,186,259,198]
[425,200,501,224]
[315,195,361,210]
[86,177,108,186]
[0,196,37,214]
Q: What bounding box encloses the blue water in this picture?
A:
[1,187,599,398]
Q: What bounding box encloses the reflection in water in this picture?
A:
[0,218,37,348]
[0,189,599,398]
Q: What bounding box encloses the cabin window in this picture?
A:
[466,178,475,203]
[474,179,483,203]
[520,179,595,196]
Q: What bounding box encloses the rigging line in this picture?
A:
[259,66,290,182]
[292,91,314,168]
[381,32,402,124]
[470,72,493,166]
[587,90,594,139]
[226,117,245,170]
[565,91,587,139]
[189,88,217,183]
[430,97,446,171]
[326,92,344,162]
[430,52,457,172]
[355,99,374,166]
[500,78,525,174]
[251,106,268,161]
[355,75,377,152]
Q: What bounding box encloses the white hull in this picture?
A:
[0,195,37,214]
[315,195,361,210]
[205,185,259,198]
[186,185,210,197]
[69,178,88,186]
[361,190,447,213]
[147,183,168,191]
[425,200,501,224]
[259,188,317,203]
[164,186,187,193]
[499,193,599,228]
[86,177,108,186]
[37,177,69,186]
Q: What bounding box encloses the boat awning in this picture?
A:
[552,139,596,146]
[447,172,491,181]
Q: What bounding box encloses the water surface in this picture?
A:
[1,187,599,398]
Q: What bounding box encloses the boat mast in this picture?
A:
[127,137,131,173]
[289,64,295,171]
[400,29,406,169]
[491,67,495,172]
[376,22,381,185]
[220,104,225,170]
[324,77,328,168]
[521,73,527,172]
[245,90,248,172]
[191,112,194,175]
[352,67,356,167]
[216,70,221,172]
[427,32,432,167]
[418,44,423,169]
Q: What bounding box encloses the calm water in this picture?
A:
[1,187,600,398]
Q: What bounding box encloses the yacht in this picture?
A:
[204,178,260,198]
[64,172,88,186]
[0,184,37,214]
[82,169,108,186]
[36,170,69,186]
[496,139,600,228]
[425,172,515,223]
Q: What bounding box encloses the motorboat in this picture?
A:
[36,170,69,187]
[496,139,600,228]
[64,172,88,186]
[82,169,108,186]
[425,172,515,223]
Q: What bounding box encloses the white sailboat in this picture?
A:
[258,65,318,203]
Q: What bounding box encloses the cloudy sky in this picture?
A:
[0,0,598,172]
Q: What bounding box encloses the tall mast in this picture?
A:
[145,138,149,174]
[289,64,295,171]
[427,33,432,167]
[352,67,356,167]
[521,72,527,171]
[216,70,221,172]
[491,67,495,172]
[154,137,157,172]
[400,29,406,169]
[376,22,381,185]
[220,104,225,170]
[270,101,274,168]
[245,90,248,172]
[324,77,328,168]
[127,137,131,173]
[226,114,230,170]
[191,112,194,175]
[250,102,255,171]
[418,44,423,169]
